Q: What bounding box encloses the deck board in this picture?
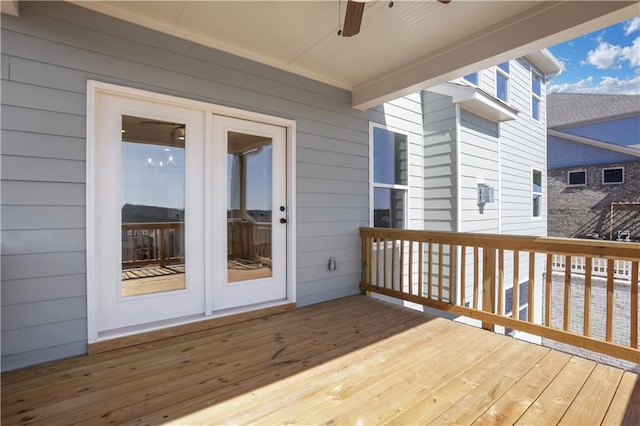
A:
[1,295,634,425]
[474,349,572,425]
[602,371,640,425]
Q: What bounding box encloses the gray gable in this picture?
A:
[547,93,640,128]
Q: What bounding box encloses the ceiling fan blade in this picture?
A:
[437,0,453,3]
[342,0,365,37]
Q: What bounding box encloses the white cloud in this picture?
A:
[624,16,640,35]
[550,75,640,95]
[582,36,640,70]
[621,37,640,67]
[582,42,622,69]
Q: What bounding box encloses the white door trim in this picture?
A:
[86,80,296,343]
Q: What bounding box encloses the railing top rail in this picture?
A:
[360,227,640,261]
[122,222,184,230]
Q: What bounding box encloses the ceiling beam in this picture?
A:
[352,1,639,111]
[1,0,19,16]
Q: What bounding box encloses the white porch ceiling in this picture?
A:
[69,1,639,110]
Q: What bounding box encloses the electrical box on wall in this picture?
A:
[477,183,495,205]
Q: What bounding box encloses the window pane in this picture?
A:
[373,127,408,185]
[532,97,540,121]
[463,73,478,85]
[498,62,509,73]
[532,170,542,192]
[533,194,542,217]
[603,168,623,184]
[121,116,186,297]
[373,187,405,229]
[568,171,586,185]
[532,73,542,96]
[497,72,508,102]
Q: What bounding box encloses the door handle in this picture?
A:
[280,218,287,224]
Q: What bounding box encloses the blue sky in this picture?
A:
[548,16,640,95]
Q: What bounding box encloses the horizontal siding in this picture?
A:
[548,135,638,168]
[0,181,85,206]
[458,110,499,234]
[0,1,414,371]
[1,274,86,306]
[1,54,9,79]
[2,251,86,281]
[499,57,547,238]
[557,115,640,147]
[1,206,85,230]
[2,297,86,331]
[2,130,86,161]
[422,91,457,232]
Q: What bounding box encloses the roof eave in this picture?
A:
[430,83,519,122]
[524,49,565,76]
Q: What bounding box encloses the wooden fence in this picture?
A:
[122,222,184,268]
[228,221,272,262]
[551,254,639,282]
[360,227,640,363]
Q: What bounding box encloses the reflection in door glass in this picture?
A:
[121,115,186,297]
[227,132,273,282]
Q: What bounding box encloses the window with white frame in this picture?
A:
[371,124,408,229]
[496,62,510,103]
[568,170,586,186]
[532,169,542,218]
[504,281,529,336]
[531,70,542,121]
[463,72,479,86]
[602,167,624,185]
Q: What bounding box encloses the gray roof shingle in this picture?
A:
[547,93,640,128]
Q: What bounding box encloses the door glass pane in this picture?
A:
[121,116,186,297]
[227,132,273,283]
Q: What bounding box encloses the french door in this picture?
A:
[90,87,289,339]
[212,116,287,311]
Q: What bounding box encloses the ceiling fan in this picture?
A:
[340,0,452,38]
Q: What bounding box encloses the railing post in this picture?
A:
[482,247,496,331]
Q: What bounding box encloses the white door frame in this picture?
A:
[87,81,296,343]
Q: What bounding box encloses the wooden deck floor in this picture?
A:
[2,296,639,425]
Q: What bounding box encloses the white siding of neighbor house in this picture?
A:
[0,2,424,371]
[421,58,549,316]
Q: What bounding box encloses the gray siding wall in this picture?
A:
[421,91,457,232]
[458,110,500,233]
[0,2,421,371]
[422,56,549,311]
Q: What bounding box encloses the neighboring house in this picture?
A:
[416,52,562,340]
[546,93,640,241]
[0,1,631,372]
[544,93,640,370]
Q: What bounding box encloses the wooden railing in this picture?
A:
[360,227,640,363]
[227,220,272,261]
[122,222,184,268]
